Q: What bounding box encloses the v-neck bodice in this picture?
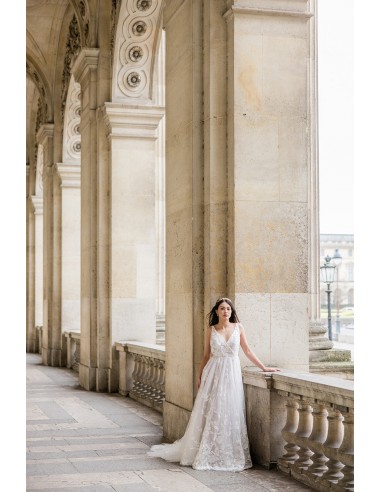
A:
[211,324,240,357]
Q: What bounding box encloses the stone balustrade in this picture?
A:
[63,331,81,373]
[116,341,165,413]
[243,368,354,492]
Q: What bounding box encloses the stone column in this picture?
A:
[29,195,43,352]
[225,0,315,372]
[72,49,101,391]
[56,164,81,334]
[103,103,164,348]
[37,124,58,366]
[308,0,334,359]
[26,191,36,353]
[163,0,205,441]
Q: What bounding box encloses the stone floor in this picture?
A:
[26,353,313,491]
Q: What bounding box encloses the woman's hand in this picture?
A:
[197,376,202,389]
[262,366,281,372]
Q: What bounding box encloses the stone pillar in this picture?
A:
[26,192,36,353]
[307,0,333,359]
[56,164,81,334]
[38,124,59,366]
[31,195,44,351]
[155,32,166,332]
[163,0,205,441]
[103,103,164,343]
[72,48,101,391]
[225,0,314,372]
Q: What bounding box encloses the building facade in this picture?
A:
[320,233,354,309]
[27,0,335,442]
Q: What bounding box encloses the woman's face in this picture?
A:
[216,301,232,321]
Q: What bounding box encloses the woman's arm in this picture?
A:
[239,324,280,372]
[197,326,212,388]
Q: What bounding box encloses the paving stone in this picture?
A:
[27,461,79,476]
[25,353,315,492]
[71,457,179,473]
[28,487,115,492]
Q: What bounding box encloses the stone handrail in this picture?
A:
[116,341,165,413]
[243,368,354,492]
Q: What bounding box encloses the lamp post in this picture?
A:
[331,248,342,340]
[320,255,337,341]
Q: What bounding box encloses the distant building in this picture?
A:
[320,234,354,311]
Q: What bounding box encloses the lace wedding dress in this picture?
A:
[148,324,253,471]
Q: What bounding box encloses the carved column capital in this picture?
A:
[56,163,81,188]
[36,124,54,147]
[103,102,165,140]
[71,48,100,87]
[31,195,44,215]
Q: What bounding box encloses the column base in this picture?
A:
[79,363,97,391]
[41,348,62,366]
[163,400,191,443]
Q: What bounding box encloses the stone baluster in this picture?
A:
[306,402,329,477]
[144,357,155,402]
[151,358,161,403]
[335,409,354,491]
[131,354,143,397]
[73,338,80,373]
[157,359,165,404]
[278,397,300,473]
[293,400,314,471]
[320,408,344,485]
[140,356,151,398]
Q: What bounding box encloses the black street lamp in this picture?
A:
[320,255,337,341]
[331,248,342,339]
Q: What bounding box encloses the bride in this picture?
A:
[148,297,280,471]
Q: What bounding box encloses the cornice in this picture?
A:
[56,163,81,188]
[224,5,313,22]
[71,48,100,84]
[31,194,44,215]
[36,124,54,146]
[103,103,165,140]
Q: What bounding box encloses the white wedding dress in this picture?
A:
[148,324,253,471]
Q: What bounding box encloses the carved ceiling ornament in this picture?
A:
[35,143,44,195]
[61,14,82,122]
[63,75,82,163]
[77,0,90,46]
[111,0,122,61]
[112,0,163,101]
[26,60,49,124]
[34,97,43,164]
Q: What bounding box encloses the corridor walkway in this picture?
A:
[26,353,313,491]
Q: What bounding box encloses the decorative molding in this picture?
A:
[103,102,164,139]
[31,195,44,215]
[63,76,81,162]
[223,6,313,21]
[56,163,81,188]
[61,15,82,122]
[111,0,122,61]
[71,48,100,86]
[112,0,164,102]
[34,97,43,163]
[78,0,90,46]
[35,144,44,195]
[26,60,49,124]
[36,123,54,146]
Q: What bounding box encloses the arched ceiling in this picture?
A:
[26,0,70,164]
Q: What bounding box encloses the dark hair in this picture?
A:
[207,297,240,326]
